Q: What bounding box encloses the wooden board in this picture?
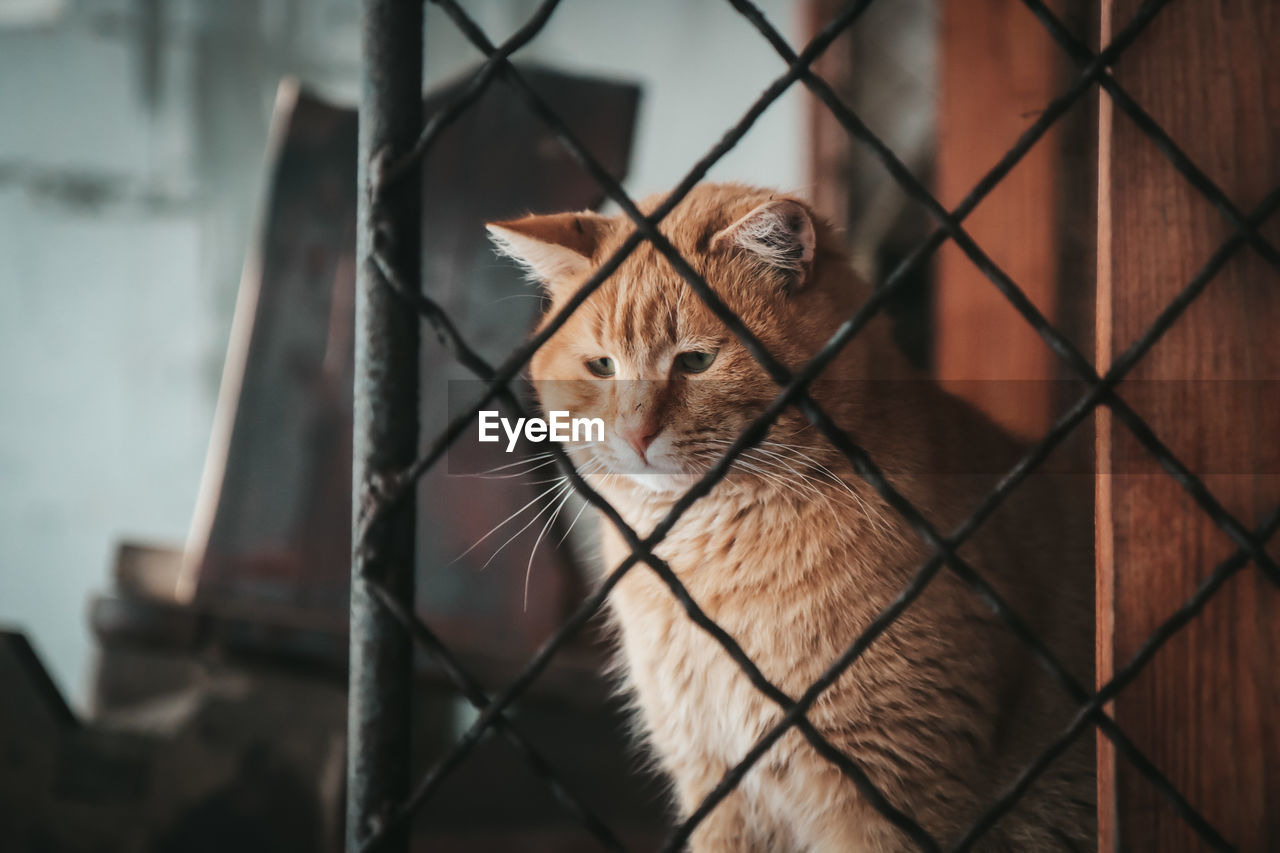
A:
[805,0,939,371]
[1096,1,1280,849]
[183,68,639,659]
[180,79,358,610]
[935,0,1082,439]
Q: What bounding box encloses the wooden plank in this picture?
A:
[180,70,640,659]
[1096,2,1280,850]
[181,79,359,610]
[806,0,857,237]
[935,0,1077,438]
[805,0,939,372]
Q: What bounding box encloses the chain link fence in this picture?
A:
[347,0,1280,850]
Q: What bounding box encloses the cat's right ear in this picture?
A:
[486,212,613,291]
[710,198,816,293]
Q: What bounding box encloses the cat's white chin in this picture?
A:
[620,471,703,494]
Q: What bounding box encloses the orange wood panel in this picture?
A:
[935,0,1074,438]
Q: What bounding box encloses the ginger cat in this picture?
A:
[488,183,1094,852]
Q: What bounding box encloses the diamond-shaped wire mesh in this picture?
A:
[349,0,1280,850]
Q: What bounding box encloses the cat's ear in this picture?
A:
[710,198,816,291]
[486,212,612,288]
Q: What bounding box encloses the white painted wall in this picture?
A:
[0,13,213,709]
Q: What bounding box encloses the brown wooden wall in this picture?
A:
[1095,1,1280,850]
[815,0,1279,848]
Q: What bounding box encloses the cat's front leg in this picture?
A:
[684,793,768,853]
[669,757,772,853]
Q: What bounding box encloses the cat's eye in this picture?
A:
[585,356,616,377]
[676,350,717,373]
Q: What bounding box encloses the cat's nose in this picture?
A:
[619,421,661,461]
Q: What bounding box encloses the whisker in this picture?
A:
[461,452,557,477]
[556,497,591,548]
[696,449,801,499]
[462,457,561,480]
[741,446,835,504]
[480,479,574,571]
[700,438,870,520]
[457,442,603,481]
[759,440,892,533]
[739,452,817,503]
[524,484,576,611]
[451,477,567,563]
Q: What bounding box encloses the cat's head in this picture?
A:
[487,183,878,494]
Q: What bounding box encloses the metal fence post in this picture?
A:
[348,0,422,851]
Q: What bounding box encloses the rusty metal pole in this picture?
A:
[348,0,421,850]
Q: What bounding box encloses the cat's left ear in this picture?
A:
[486,211,613,290]
[710,198,816,291]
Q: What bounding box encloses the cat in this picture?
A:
[488,183,1095,852]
